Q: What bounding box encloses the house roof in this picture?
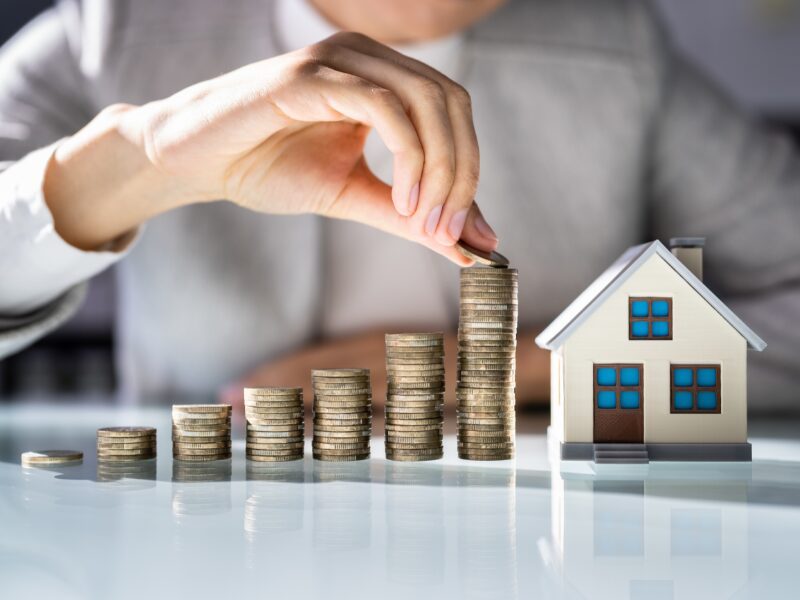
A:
[534,240,767,352]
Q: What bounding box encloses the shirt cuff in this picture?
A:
[0,141,140,315]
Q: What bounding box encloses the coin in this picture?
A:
[172,441,232,449]
[312,453,369,462]
[247,454,304,462]
[244,386,302,396]
[97,427,156,438]
[311,368,369,378]
[174,453,232,462]
[455,240,510,267]
[21,450,83,466]
[172,404,231,414]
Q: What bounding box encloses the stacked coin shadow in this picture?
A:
[245,387,305,462]
[456,266,518,460]
[172,404,232,461]
[312,368,372,461]
[96,427,156,462]
[384,333,445,461]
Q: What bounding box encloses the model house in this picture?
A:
[535,239,766,463]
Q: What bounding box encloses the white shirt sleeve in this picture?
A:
[0,141,138,316]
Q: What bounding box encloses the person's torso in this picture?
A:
[83,0,658,397]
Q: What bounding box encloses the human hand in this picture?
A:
[127,32,497,264]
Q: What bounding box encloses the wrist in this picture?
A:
[44,103,200,250]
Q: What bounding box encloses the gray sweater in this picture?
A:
[1,0,799,409]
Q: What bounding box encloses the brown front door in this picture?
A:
[593,364,644,443]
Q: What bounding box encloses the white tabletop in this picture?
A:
[1,403,799,600]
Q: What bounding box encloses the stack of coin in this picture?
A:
[96,427,157,462]
[172,404,232,461]
[21,450,83,467]
[312,368,372,461]
[384,333,444,461]
[456,266,518,460]
[244,387,305,462]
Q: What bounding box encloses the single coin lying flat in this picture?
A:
[455,240,510,268]
[21,450,83,467]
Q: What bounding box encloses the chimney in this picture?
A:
[670,237,705,281]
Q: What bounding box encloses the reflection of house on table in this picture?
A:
[542,464,751,599]
[535,239,766,463]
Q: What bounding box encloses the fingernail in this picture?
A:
[425,205,443,236]
[474,212,498,241]
[447,208,469,241]
[408,183,420,215]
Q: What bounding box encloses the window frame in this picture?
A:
[629,297,673,340]
[670,364,721,414]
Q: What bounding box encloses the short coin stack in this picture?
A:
[97,427,157,462]
[245,387,305,462]
[172,404,232,462]
[21,450,83,467]
[457,266,518,460]
[312,368,372,461]
[384,333,444,461]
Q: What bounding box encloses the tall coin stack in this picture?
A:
[96,427,157,462]
[384,333,445,461]
[456,267,518,460]
[244,387,305,462]
[312,368,372,461]
[172,404,232,462]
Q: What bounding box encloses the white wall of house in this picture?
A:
[550,349,564,443]
[559,253,748,444]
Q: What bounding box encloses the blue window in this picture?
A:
[597,368,617,386]
[673,391,693,410]
[620,368,640,386]
[673,368,693,387]
[697,368,716,387]
[621,391,640,409]
[631,301,649,317]
[697,391,717,410]
[629,297,672,340]
[595,365,642,411]
[651,300,670,317]
[671,365,721,413]
[652,321,670,337]
[597,390,617,409]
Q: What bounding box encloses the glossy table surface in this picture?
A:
[1,403,799,600]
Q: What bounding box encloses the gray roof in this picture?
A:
[535,240,767,352]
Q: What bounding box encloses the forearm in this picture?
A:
[42,104,202,251]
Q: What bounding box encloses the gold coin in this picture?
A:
[455,241,510,267]
[173,439,231,447]
[247,454,303,462]
[312,453,369,462]
[311,368,369,378]
[173,453,232,462]
[385,453,442,462]
[97,446,156,455]
[21,450,83,466]
[172,404,231,414]
[312,442,370,451]
[246,429,305,438]
[244,386,302,396]
[96,439,156,449]
[97,426,156,438]
[246,423,304,432]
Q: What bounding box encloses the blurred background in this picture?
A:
[1,0,799,401]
